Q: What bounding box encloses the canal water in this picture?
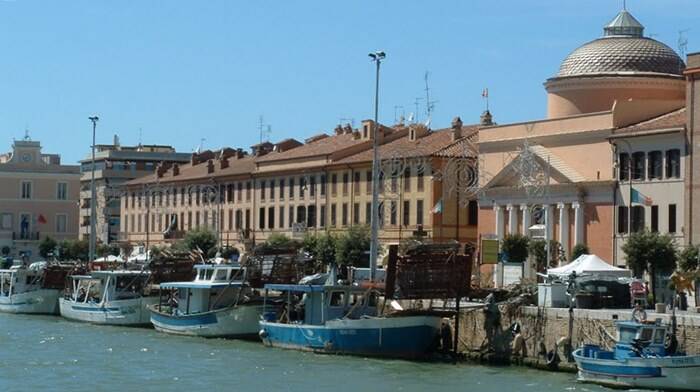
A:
[0,314,616,392]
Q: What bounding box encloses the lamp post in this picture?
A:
[368,50,385,282]
[88,116,99,263]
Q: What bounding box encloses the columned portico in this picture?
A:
[494,204,504,240]
[558,202,570,258]
[573,201,584,245]
[520,204,530,236]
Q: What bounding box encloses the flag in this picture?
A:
[631,188,653,206]
[37,214,47,224]
[431,198,443,214]
[482,88,489,98]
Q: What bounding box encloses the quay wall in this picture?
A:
[456,305,700,359]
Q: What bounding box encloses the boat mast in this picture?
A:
[368,51,385,282]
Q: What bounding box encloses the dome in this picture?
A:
[555,10,685,78]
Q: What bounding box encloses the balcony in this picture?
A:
[13,232,40,241]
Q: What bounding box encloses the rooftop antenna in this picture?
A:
[138,127,143,146]
[679,29,690,59]
[23,127,30,141]
[393,106,405,124]
[424,71,438,124]
[339,118,355,128]
[413,97,423,123]
[623,0,626,10]
[258,115,272,144]
[197,138,205,153]
[482,88,490,112]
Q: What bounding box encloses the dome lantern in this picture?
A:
[603,10,644,37]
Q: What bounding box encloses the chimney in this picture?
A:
[172,164,180,176]
[334,125,344,135]
[480,110,493,126]
[207,159,214,174]
[220,157,229,169]
[343,124,353,134]
[451,116,463,141]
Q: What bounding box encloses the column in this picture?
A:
[507,204,518,235]
[544,204,554,242]
[558,203,570,261]
[520,204,531,236]
[494,204,504,240]
[573,201,584,245]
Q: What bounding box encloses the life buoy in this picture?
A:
[632,308,647,323]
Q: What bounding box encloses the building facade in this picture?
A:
[79,137,190,245]
[0,137,80,260]
[119,119,481,259]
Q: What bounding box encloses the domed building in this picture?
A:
[545,10,686,118]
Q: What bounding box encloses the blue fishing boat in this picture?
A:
[258,281,442,359]
[573,318,700,391]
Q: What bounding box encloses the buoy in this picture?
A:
[258,329,268,339]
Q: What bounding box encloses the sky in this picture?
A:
[0,0,698,165]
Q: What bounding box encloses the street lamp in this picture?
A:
[368,50,385,282]
[88,116,99,263]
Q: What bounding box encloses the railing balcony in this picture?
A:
[13,231,40,241]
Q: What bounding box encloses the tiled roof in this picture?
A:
[333,126,477,165]
[127,155,256,186]
[433,128,479,158]
[613,108,686,135]
[257,132,365,163]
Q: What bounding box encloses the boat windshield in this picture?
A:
[619,327,637,343]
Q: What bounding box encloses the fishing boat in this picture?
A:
[0,263,71,314]
[59,270,156,326]
[258,275,442,359]
[573,318,700,391]
[149,263,266,338]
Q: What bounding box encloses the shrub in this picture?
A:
[501,234,529,263]
[570,243,590,262]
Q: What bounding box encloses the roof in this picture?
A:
[613,108,686,135]
[256,132,366,163]
[555,10,684,78]
[126,154,256,186]
[433,129,479,158]
[160,281,244,289]
[264,284,325,292]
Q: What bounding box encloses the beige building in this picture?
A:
[477,9,690,286]
[78,137,190,244]
[120,119,482,257]
[0,136,80,260]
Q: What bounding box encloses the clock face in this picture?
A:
[21,153,32,163]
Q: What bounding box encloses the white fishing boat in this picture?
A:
[59,270,156,326]
[150,264,266,338]
[574,318,700,391]
[0,263,70,314]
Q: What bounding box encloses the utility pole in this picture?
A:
[88,116,99,263]
[368,51,386,282]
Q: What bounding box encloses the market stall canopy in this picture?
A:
[547,254,631,278]
[94,255,124,263]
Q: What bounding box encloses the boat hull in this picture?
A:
[0,289,61,315]
[150,304,264,339]
[259,315,441,359]
[58,296,158,326]
[574,349,700,391]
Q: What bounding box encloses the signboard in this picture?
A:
[481,239,499,265]
[502,262,523,286]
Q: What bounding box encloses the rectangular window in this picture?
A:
[365,202,371,224]
[320,175,327,196]
[331,204,337,226]
[296,206,306,224]
[288,206,294,228]
[310,176,316,197]
[403,168,411,192]
[468,200,479,226]
[631,206,645,232]
[342,173,349,195]
[320,205,326,227]
[279,179,285,200]
[416,200,424,225]
[237,182,243,201]
[268,207,275,229]
[417,171,424,191]
[204,211,209,228]
[245,209,250,230]
[331,174,338,195]
[669,204,677,233]
[666,149,681,179]
[57,182,68,200]
[632,152,645,180]
[307,205,316,228]
[21,181,32,199]
[269,179,275,200]
[196,211,201,227]
[187,212,192,230]
[259,208,265,230]
[651,205,658,232]
[366,171,372,195]
[260,180,266,201]
[390,201,397,225]
[378,202,385,227]
[137,214,142,233]
[56,214,67,233]
[289,178,295,199]
[648,151,662,180]
[279,206,285,228]
[403,201,410,226]
[235,210,242,230]
[353,203,360,224]
[123,215,128,234]
[299,177,306,199]
[228,210,234,230]
[354,172,360,195]
[342,203,348,226]
[246,182,251,201]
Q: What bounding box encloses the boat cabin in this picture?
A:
[157,264,248,315]
[614,320,670,358]
[262,284,380,325]
[66,271,151,304]
[0,267,44,297]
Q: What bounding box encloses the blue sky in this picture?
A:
[0,0,697,164]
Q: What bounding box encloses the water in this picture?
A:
[0,314,615,392]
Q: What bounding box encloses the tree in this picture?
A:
[679,244,700,273]
[570,243,590,262]
[182,227,218,255]
[69,240,89,261]
[96,243,111,258]
[622,230,677,303]
[528,239,565,271]
[501,234,529,263]
[38,236,57,259]
[1,246,10,257]
[301,233,319,258]
[314,232,337,267]
[335,225,372,267]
